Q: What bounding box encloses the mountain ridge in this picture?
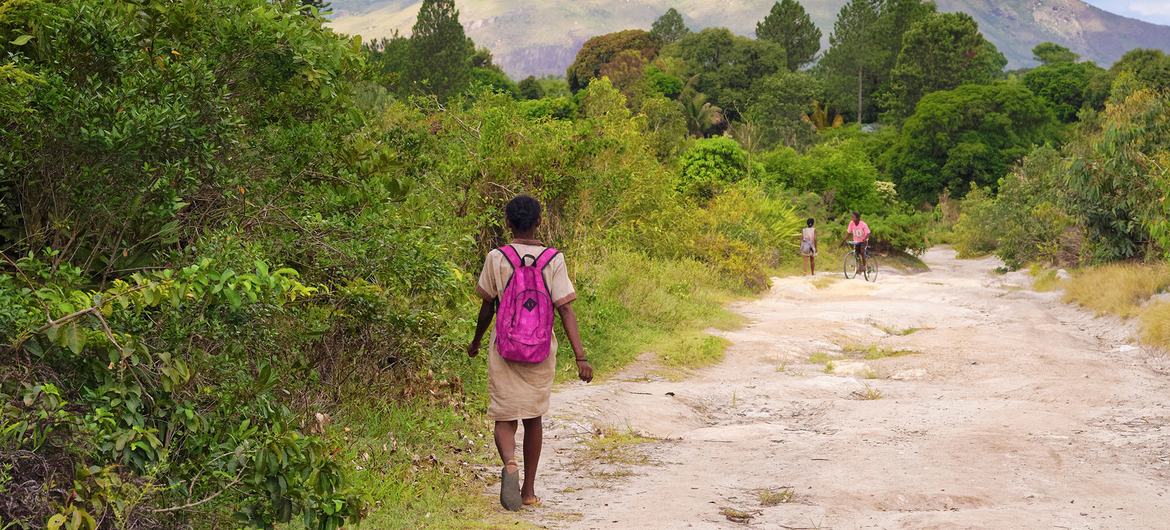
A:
[329,0,1170,79]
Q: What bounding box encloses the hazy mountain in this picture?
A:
[329,0,1170,79]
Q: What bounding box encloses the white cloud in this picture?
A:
[1129,1,1170,17]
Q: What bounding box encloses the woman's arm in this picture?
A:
[467,298,495,358]
[556,303,593,382]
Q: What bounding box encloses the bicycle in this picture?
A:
[843,241,878,282]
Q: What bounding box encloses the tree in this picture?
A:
[518,76,544,99]
[880,82,1056,205]
[651,7,690,44]
[745,71,823,148]
[1032,42,1079,64]
[755,0,822,71]
[679,80,724,137]
[567,29,660,92]
[1110,49,1170,91]
[678,137,750,200]
[818,0,881,123]
[881,12,1007,119]
[409,0,475,101]
[667,28,786,120]
[365,33,414,95]
[1022,61,1103,122]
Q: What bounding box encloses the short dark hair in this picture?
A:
[851,211,861,219]
[505,195,541,232]
[806,218,815,227]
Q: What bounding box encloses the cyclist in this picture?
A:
[846,211,870,274]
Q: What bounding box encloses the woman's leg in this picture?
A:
[803,255,809,275]
[810,255,815,275]
[495,420,519,466]
[520,416,543,502]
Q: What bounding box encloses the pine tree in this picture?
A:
[818,0,880,123]
[755,0,822,71]
[651,8,690,44]
[881,11,1007,119]
[410,0,475,101]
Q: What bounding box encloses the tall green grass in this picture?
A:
[563,250,747,380]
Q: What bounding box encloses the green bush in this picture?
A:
[678,137,752,200]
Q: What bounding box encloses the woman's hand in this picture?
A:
[575,359,593,383]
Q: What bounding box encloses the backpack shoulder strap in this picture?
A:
[498,245,522,269]
[535,247,559,270]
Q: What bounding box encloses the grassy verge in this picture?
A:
[1052,262,1170,351]
[561,250,748,381]
[1062,263,1170,317]
[1028,264,1064,292]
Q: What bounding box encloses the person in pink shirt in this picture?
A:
[846,211,871,273]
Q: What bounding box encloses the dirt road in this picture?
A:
[526,248,1170,529]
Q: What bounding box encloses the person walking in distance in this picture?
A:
[801,218,818,275]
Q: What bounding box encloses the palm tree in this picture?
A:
[679,77,723,137]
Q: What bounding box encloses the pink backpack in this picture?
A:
[495,245,558,364]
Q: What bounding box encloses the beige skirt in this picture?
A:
[487,335,557,421]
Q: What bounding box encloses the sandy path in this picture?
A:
[524,248,1170,530]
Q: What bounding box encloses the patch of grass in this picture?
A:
[842,343,918,360]
[859,367,881,379]
[883,250,930,273]
[657,332,731,369]
[1140,301,1170,351]
[577,426,656,468]
[811,276,838,289]
[756,487,796,506]
[720,506,755,524]
[335,398,516,529]
[807,351,834,364]
[1062,262,1170,317]
[851,384,883,400]
[873,322,928,336]
[1028,264,1063,292]
[823,360,836,373]
[564,251,747,381]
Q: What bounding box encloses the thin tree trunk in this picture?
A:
[857,65,864,125]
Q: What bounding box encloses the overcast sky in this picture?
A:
[1083,0,1170,25]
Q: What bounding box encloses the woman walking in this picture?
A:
[801,218,817,275]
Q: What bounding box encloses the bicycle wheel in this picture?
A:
[843,252,858,279]
[864,255,878,282]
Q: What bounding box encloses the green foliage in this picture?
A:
[1064,89,1170,261]
[409,0,475,101]
[650,7,690,45]
[567,29,660,92]
[1022,61,1105,122]
[0,0,364,278]
[762,137,885,215]
[1110,49,1170,91]
[1032,42,1079,65]
[518,75,544,99]
[665,28,786,120]
[469,66,519,97]
[881,12,1007,119]
[881,82,1057,206]
[679,81,724,138]
[745,71,823,148]
[755,0,822,71]
[644,64,684,99]
[817,0,882,123]
[678,137,752,200]
[639,96,689,160]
